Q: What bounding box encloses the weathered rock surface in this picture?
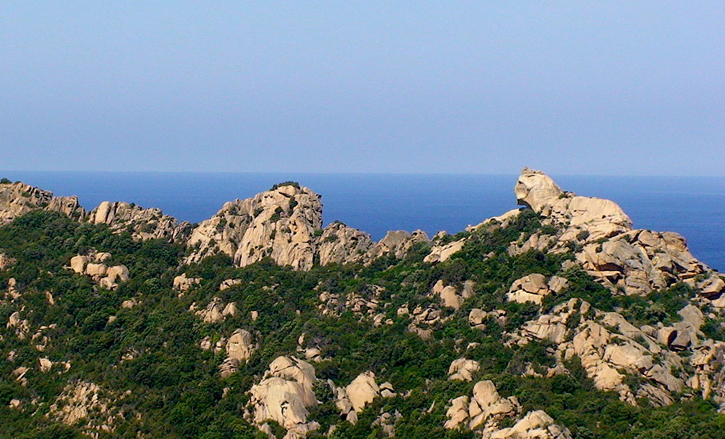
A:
[317,221,374,266]
[513,168,723,306]
[193,297,237,324]
[448,358,480,382]
[173,273,201,292]
[366,230,429,260]
[445,379,571,438]
[0,181,54,224]
[432,279,475,310]
[489,410,572,439]
[333,371,383,424]
[89,201,189,242]
[48,381,120,436]
[507,274,568,305]
[186,183,323,270]
[515,298,688,405]
[247,356,319,437]
[424,239,465,263]
[444,380,518,431]
[69,252,129,290]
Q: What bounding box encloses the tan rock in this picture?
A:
[444,396,470,429]
[39,357,53,372]
[220,278,242,290]
[489,410,572,439]
[89,201,188,242]
[173,273,201,292]
[0,182,53,224]
[507,274,566,305]
[514,168,565,213]
[424,240,465,264]
[345,371,380,413]
[432,280,464,309]
[48,381,120,435]
[247,356,318,433]
[70,255,88,274]
[317,222,374,265]
[85,263,107,278]
[226,329,255,363]
[448,358,480,382]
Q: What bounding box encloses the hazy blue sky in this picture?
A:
[1,2,723,175]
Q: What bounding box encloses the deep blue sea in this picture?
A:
[3,172,724,272]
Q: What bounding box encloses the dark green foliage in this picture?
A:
[0,204,722,438]
[269,181,301,191]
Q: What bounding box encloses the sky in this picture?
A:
[1,2,723,176]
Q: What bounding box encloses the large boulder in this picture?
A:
[514,168,565,213]
[247,356,319,436]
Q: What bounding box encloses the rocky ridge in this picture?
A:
[1,169,725,438]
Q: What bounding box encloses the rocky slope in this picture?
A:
[1,169,724,439]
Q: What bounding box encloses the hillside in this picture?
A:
[1,169,724,439]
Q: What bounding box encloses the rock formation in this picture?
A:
[0,181,86,223]
[48,381,120,436]
[69,252,129,290]
[219,329,256,378]
[507,274,568,305]
[89,201,190,242]
[247,356,319,437]
[186,183,323,270]
[317,221,374,265]
[445,379,570,438]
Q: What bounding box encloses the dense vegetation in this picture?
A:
[0,209,723,438]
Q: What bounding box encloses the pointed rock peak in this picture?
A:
[514,167,564,213]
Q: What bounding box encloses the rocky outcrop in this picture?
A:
[219,329,256,378]
[173,273,201,292]
[317,221,374,265]
[431,279,475,310]
[489,410,572,439]
[69,252,129,290]
[333,371,392,424]
[445,380,570,438]
[515,168,631,241]
[515,298,687,406]
[445,380,520,431]
[507,274,568,305]
[193,297,238,324]
[575,230,709,296]
[448,358,480,382]
[89,201,189,242]
[514,168,723,305]
[0,181,54,224]
[186,183,322,270]
[47,196,86,220]
[424,239,465,263]
[247,356,319,437]
[367,229,430,261]
[48,381,120,436]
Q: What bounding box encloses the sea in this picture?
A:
[3,172,724,272]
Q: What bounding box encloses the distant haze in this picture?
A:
[1,3,723,176]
